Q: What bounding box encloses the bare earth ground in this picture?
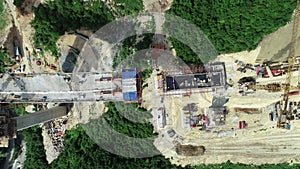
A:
[145,46,300,166]
[256,11,300,63]
[139,0,300,167]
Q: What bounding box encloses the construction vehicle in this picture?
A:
[13,39,21,62]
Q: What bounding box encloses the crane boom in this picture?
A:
[278,1,300,127]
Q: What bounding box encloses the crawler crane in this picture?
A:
[278,1,300,128]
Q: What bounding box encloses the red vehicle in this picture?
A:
[50,64,57,70]
[36,61,41,66]
[255,65,260,75]
[271,69,284,76]
[238,121,246,129]
[203,116,209,125]
[55,132,64,137]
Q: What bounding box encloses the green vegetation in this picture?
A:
[0,48,15,73]
[100,102,154,138]
[31,0,113,58]
[22,127,48,169]
[113,33,154,68]
[13,106,28,116]
[0,0,6,31]
[31,0,143,58]
[167,0,296,58]
[51,125,177,169]
[0,147,8,169]
[83,102,159,158]
[0,148,7,158]
[114,0,143,16]
[142,68,152,89]
[13,0,23,8]
[169,37,202,64]
[109,102,153,129]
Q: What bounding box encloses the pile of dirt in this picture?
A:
[175,144,206,156]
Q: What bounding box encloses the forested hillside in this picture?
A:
[31,0,143,58]
[167,0,296,63]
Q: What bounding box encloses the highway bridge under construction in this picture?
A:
[0,68,142,103]
[0,105,70,147]
[0,62,226,147]
[0,68,143,147]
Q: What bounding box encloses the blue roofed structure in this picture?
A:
[122,68,142,102]
[122,68,137,79]
[123,92,137,101]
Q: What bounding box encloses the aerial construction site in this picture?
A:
[1,0,300,168]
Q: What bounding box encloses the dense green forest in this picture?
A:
[169,37,203,64]
[22,127,48,169]
[30,0,143,58]
[13,0,23,8]
[166,0,296,63]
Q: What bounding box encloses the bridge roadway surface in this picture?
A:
[0,72,124,103]
[14,106,68,130]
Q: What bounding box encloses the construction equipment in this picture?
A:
[278,1,300,128]
[247,83,299,93]
[246,1,300,128]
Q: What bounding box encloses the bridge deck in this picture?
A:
[14,106,68,130]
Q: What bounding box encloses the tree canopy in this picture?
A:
[0,48,15,73]
[167,0,296,62]
[31,0,144,58]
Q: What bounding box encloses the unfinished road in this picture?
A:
[171,130,300,165]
